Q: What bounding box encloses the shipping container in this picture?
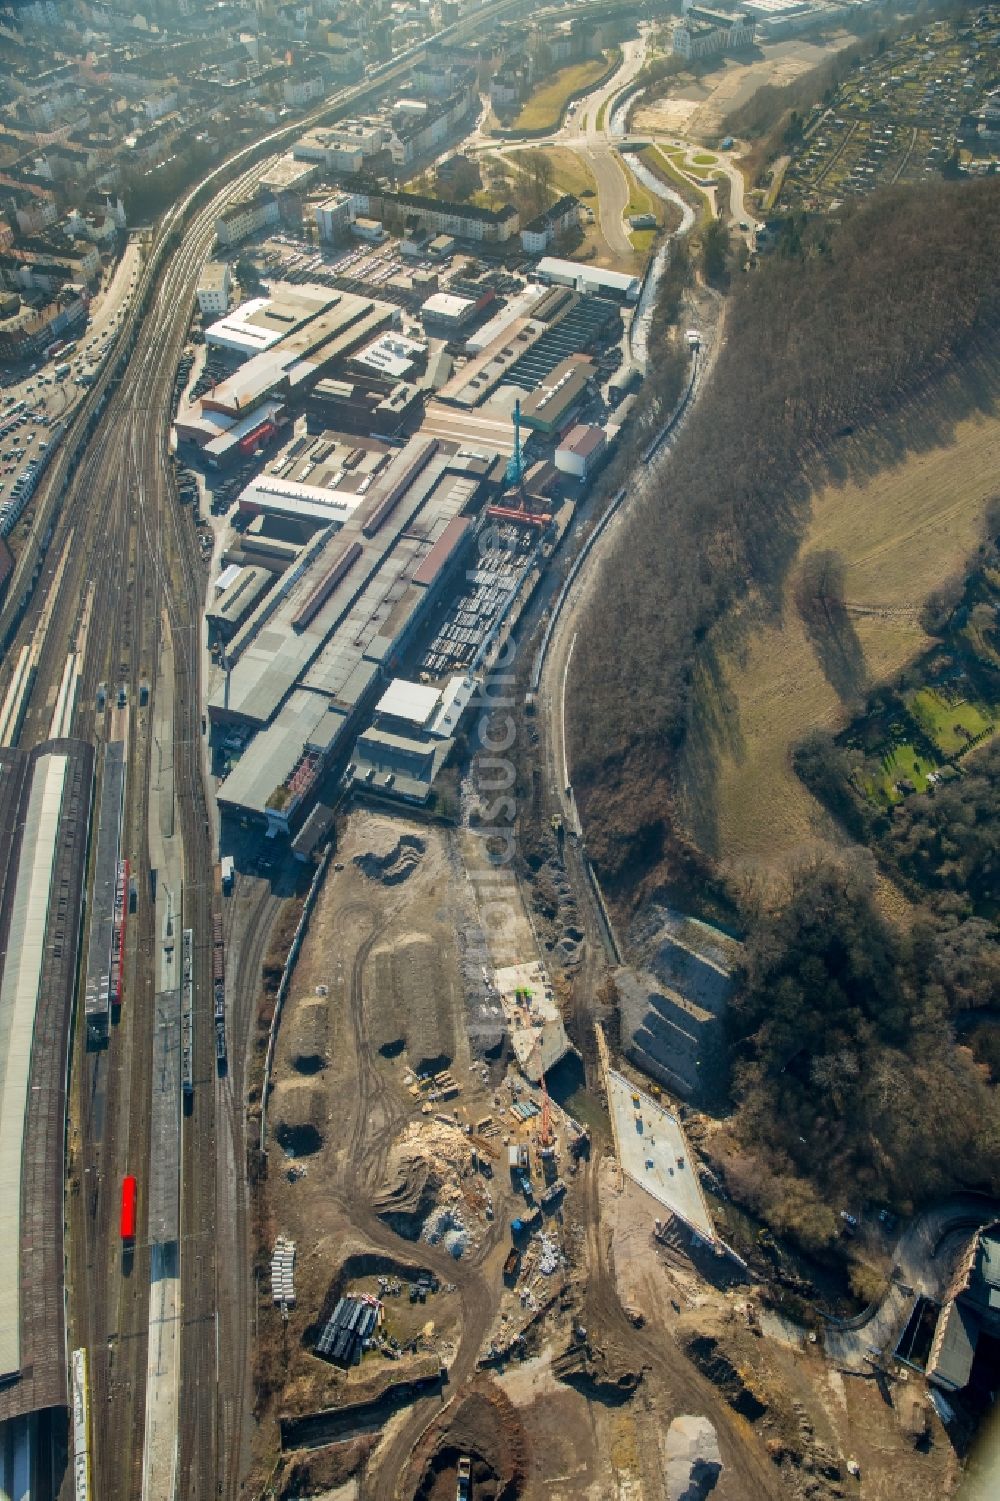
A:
[120,1174,137,1242]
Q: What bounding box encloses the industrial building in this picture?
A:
[206,565,275,641]
[350,331,427,382]
[212,432,486,833]
[519,355,596,435]
[351,673,474,803]
[555,422,606,479]
[419,290,479,333]
[178,286,402,464]
[203,283,338,359]
[0,737,94,1460]
[535,256,641,304]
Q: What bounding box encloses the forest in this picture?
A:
[710,857,1000,1261]
[567,177,1000,892]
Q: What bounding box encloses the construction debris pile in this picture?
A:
[405,1065,461,1106]
[271,1236,297,1310]
[423,1203,469,1259]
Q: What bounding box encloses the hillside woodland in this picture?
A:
[709,857,1000,1258]
[566,176,1000,1255]
[568,178,1000,894]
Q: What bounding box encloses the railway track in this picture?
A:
[0,4,540,1494]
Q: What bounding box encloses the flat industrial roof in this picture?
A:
[421,292,476,320]
[204,283,336,356]
[439,317,546,408]
[352,331,426,381]
[536,256,641,299]
[238,473,367,526]
[376,678,442,727]
[412,514,471,588]
[465,284,547,353]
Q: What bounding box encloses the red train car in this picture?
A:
[120,1174,137,1243]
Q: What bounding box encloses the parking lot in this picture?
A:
[0,239,143,544]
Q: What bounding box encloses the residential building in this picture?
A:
[382,191,518,244]
[215,192,280,247]
[520,195,581,253]
[672,5,756,60]
[283,74,325,107]
[197,261,231,317]
[387,85,475,167]
[315,192,353,242]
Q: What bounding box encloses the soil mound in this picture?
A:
[285,995,329,1076]
[354,831,425,885]
[272,1078,325,1158]
[367,932,455,1072]
[410,1378,528,1501]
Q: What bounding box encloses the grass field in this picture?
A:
[876,741,937,801]
[639,145,714,226]
[908,687,994,757]
[676,372,1000,875]
[507,146,625,268]
[618,161,660,256]
[513,56,610,133]
[508,145,597,203]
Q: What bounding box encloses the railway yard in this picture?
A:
[0,3,994,1500]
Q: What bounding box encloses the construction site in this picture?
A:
[246,757,967,1501]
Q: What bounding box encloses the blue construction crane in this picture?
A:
[505,398,524,489]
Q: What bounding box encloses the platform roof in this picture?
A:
[0,753,67,1377]
[0,738,94,1422]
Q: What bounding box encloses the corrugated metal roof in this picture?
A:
[412,515,470,588]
